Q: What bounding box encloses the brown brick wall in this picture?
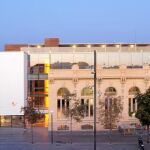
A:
[44,38,59,47]
[5,44,28,51]
[4,38,60,51]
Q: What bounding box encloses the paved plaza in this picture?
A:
[0,127,149,150]
[0,143,146,150]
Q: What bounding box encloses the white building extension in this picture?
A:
[0,52,28,116]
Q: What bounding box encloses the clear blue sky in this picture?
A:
[0,0,150,50]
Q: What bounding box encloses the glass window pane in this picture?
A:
[51,53,74,69]
[108,52,119,68]
[1,116,11,127]
[81,87,93,96]
[129,98,131,113]
[131,52,142,67]
[74,53,93,69]
[120,52,132,66]
[90,99,93,116]
[57,99,60,109]
[97,52,109,67]
[62,99,65,109]
[30,53,50,73]
[61,53,74,69]
[143,52,150,65]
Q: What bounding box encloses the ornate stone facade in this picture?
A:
[49,64,150,131]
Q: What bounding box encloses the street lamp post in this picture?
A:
[50,110,54,144]
[94,50,97,150]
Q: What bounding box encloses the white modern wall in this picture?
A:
[0,52,28,115]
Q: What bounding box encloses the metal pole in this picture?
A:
[51,113,53,144]
[94,50,97,150]
[70,115,72,144]
[109,98,112,143]
[24,115,26,129]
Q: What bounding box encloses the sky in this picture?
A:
[0,0,150,50]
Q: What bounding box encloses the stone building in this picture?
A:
[48,63,150,130]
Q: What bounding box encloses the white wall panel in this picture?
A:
[0,52,28,115]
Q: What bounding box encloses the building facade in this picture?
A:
[4,38,150,130]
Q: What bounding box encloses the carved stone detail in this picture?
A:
[49,78,55,84]
[72,78,78,86]
[120,77,126,84]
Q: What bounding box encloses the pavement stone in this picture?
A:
[0,127,149,150]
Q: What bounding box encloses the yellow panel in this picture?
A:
[44,80,49,93]
[45,113,49,127]
[44,96,49,108]
[44,58,51,73]
[44,63,50,74]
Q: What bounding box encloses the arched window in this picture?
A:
[128,86,140,117]
[81,87,93,117]
[105,87,117,96]
[129,86,140,95]
[57,87,70,96]
[57,87,70,119]
[81,87,93,96]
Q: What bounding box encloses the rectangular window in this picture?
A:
[133,98,135,112]
[57,99,60,109]
[1,116,11,127]
[34,80,44,92]
[57,99,70,118]
[81,99,84,105]
[85,99,89,116]
[66,100,69,109]
[90,99,93,117]
[57,99,61,118]
[90,105,93,116]
[34,97,45,108]
[129,98,131,113]
[81,98,93,117]
[62,99,65,109]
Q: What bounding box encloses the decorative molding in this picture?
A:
[144,77,149,84]
[97,77,102,84]
[72,78,78,85]
[49,78,55,84]
[120,77,126,84]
